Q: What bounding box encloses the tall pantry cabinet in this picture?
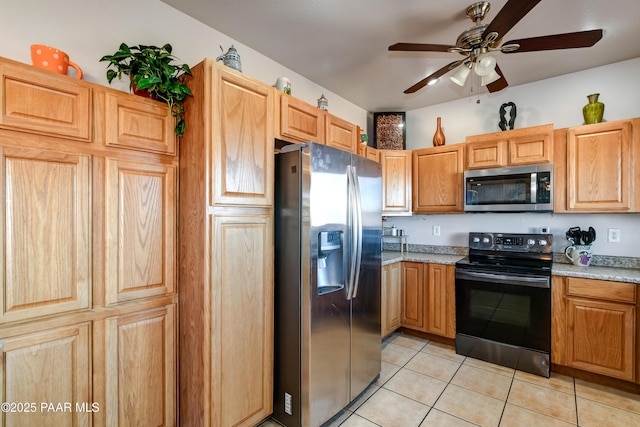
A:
[0,57,177,426]
[178,59,274,427]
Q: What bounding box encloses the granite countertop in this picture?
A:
[382,251,640,284]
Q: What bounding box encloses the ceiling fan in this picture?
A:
[389,0,603,94]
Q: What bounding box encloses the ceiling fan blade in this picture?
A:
[503,29,603,53]
[404,61,462,94]
[484,0,541,40]
[389,43,453,52]
[486,65,508,93]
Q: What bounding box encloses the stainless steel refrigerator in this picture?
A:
[273,142,382,427]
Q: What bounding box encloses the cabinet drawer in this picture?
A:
[102,92,176,155]
[0,60,91,141]
[566,277,636,303]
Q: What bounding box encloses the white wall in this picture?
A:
[395,58,640,258]
[0,0,368,127]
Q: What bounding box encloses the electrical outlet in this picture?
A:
[608,228,621,243]
[433,225,441,236]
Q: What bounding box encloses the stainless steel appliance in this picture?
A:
[273,142,382,427]
[455,232,553,377]
[464,164,553,212]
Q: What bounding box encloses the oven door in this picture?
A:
[455,267,551,376]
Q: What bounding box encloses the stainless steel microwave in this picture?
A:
[464,164,553,212]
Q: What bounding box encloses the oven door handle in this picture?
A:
[455,270,550,289]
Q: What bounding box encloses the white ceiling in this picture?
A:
[160,0,640,113]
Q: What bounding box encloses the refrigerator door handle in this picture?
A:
[346,165,358,300]
[351,165,363,299]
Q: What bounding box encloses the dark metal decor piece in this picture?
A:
[373,112,406,150]
[499,101,516,131]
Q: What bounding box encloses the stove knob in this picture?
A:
[538,239,547,246]
[472,237,480,243]
[527,239,536,245]
[482,237,490,244]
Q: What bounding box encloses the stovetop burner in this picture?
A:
[456,232,553,275]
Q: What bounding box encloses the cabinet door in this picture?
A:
[382,262,401,337]
[325,113,357,153]
[566,298,635,381]
[424,264,455,338]
[101,91,176,155]
[465,139,507,169]
[0,322,91,427]
[412,145,464,214]
[566,120,634,211]
[278,94,324,143]
[365,146,380,162]
[98,304,176,427]
[0,145,91,323]
[509,130,553,165]
[103,158,176,305]
[212,210,273,426]
[401,262,424,330]
[0,59,91,141]
[215,68,274,207]
[381,150,412,214]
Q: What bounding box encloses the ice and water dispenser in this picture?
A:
[317,231,344,295]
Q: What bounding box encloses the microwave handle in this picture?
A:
[530,172,537,203]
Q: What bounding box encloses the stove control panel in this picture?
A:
[469,232,553,253]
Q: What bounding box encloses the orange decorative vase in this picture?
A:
[433,117,446,146]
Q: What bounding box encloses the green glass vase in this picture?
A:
[582,93,604,124]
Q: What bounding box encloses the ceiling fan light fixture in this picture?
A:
[481,68,501,86]
[449,63,472,86]
[474,53,496,76]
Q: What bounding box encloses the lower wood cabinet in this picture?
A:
[552,276,637,382]
[400,261,455,338]
[382,262,401,337]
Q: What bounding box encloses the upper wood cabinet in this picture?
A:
[214,65,275,207]
[277,92,324,143]
[0,143,91,324]
[465,124,553,169]
[380,149,412,215]
[96,90,176,155]
[325,113,357,153]
[0,58,92,141]
[412,144,464,214]
[552,276,636,382]
[362,145,380,162]
[555,118,639,212]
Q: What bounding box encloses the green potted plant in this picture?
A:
[100,43,192,137]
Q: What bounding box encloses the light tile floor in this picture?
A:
[261,332,640,427]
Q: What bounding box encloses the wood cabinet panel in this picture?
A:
[567,298,635,381]
[424,264,455,338]
[101,91,176,155]
[212,211,273,426]
[401,262,424,330]
[465,124,553,169]
[553,276,636,381]
[0,58,91,141]
[325,113,357,153]
[381,150,412,214]
[382,262,401,337]
[566,120,635,211]
[215,67,274,206]
[278,93,324,143]
[103,158,176,305]
[0,145,90,323]
[98,304,176,427]
[412,145,464,213]
[0,322,91,427]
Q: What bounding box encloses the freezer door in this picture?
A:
[350,154,382,400]
[307,143,352,427]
